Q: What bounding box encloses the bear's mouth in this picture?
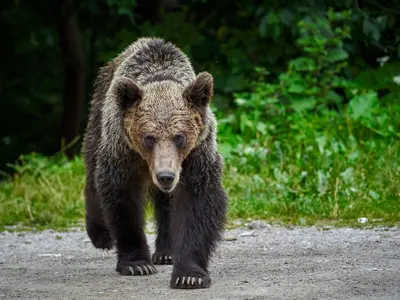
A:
[159,186,175,193]
[156,180,178,193]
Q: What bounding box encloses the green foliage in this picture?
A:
[1,130,399,231]
[2,1,400,171]
[212,8,400,225]
[1,3,400,229]
[221,112,400,223]
[217,9,400,150]
[0,154,85,229]
[243,10,354,114]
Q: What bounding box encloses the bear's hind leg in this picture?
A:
[152,190,173,265]
[85,176,113,250]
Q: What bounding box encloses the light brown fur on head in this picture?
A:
[113,74,213,192]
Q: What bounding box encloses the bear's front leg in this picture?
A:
[95,162,157,276]
[169,159,227,289]
[152,190,173,265]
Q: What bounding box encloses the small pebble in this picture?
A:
[224,235,237,241]
[239,231,256,237]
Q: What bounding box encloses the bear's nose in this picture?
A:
[156,171,175,186]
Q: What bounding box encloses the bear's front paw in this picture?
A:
[152,250,173,265]
[116,260,157,276]
[86,223,113,250]
[170,272,211,289]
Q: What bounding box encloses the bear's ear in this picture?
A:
[184,72,214,108]
[112,77,142,110]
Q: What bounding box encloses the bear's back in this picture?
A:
[113,38,196,87]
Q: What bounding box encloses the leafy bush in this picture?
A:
[213,9,400,224]
[217,9,400,154]
[1,6,399,230]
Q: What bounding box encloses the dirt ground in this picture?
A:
[1,222,399,300]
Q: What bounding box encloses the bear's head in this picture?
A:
[112,72,213,193]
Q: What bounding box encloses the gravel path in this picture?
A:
[1,222,399,300]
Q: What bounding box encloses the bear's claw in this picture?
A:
[170,275,210,289]
[152,251,173,265]
[117,260,157,276]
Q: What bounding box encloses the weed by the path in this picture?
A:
[0,155,86,231]
[223,131,400,226]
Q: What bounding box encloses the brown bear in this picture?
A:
[82,37,228,289]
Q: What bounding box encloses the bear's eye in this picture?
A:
[143,134,156,149]
[173,133,186,149]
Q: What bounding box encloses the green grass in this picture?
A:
[0,122,399,232]
[224,142,400,227]
[0,155,86,231]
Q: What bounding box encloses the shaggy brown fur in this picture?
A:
[82,37,227,289]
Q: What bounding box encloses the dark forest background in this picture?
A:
[1,0,399,172]
[1,0,400,229]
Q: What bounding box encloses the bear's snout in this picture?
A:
[156,171,175,190]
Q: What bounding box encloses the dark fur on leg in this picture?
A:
[95,158,157,276]
[84,159,113,250]
[82,70,115,251]
[169,146,227,289]
[152,190,173,265]
[85,215,113,251]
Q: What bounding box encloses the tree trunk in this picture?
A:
[58,0,85,159]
